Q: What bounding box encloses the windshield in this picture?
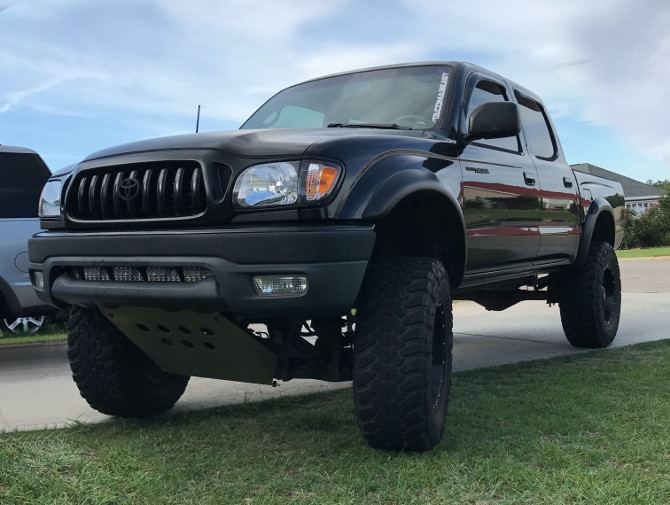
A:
[241,65,451,131]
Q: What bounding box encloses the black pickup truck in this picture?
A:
[29,62,624,451]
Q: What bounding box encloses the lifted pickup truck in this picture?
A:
[29,62,624,451]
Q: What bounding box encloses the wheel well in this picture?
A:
[370,191,465,287]
[0,278,15,319]
[591,211,615,245]
[0,296,8,319]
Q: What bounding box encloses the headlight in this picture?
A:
[233,161,299,208]
[39,180,63,218]
[233,160,342,209]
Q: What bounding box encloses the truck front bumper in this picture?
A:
[28,224,375,319]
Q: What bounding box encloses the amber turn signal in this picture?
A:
[304,164,340,201]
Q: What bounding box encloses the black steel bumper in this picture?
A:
[28,224,375,318]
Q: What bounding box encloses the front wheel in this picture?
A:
[68,307,190,417]
[558,241,621,348]
[353,257,453,452]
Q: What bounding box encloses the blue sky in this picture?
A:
[1,0,669,183]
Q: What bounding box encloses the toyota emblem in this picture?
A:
[119,178,140,201]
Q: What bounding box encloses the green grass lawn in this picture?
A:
[2,340,669,505]
[617,246,670,258]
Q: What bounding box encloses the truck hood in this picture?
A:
[83,128,448,162]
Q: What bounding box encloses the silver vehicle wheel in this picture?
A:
[1,315,46,336]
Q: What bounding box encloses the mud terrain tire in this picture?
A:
[67,307,189,417]
[559,241,621,348]
[353,257,453,452]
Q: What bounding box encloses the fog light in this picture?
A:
[252,275,308,297]
[32,271,45,290]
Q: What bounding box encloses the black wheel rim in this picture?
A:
[430,302,447,409]
[602,266,616,324]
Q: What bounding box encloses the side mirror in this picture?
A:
[465,102,520,143]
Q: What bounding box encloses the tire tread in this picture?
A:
[353,257,453,452]
[67,307,189,417]
[559,241,621,348]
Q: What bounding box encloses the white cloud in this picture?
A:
[0,76,71,113]
[0,0,356,123]
[0,0,668,176]
[397,0,670,170]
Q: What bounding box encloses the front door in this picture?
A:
[459,77,541,274]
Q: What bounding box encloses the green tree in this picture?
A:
[621,207,639,249]
[621,195,670,249]
[635,204,670,247]
[659,194,670,229]
[647,179,670,193]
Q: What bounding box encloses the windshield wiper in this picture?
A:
[327,122,412,130]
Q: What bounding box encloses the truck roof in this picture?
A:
[0,145,40,155]
[288,61,540,104]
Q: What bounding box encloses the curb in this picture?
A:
[618,255,670,262]
[0,339,66,350]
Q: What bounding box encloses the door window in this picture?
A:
[517,96,557,160]
[466,80,520,152]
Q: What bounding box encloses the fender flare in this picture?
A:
[575,197,615,268]
[362,168,464,224]
[336,153,463,223]
[0,276,21,319]
[336,153,467,285]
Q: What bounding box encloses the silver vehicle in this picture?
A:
[0,145,53,335]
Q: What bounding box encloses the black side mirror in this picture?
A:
[465,102,520,143]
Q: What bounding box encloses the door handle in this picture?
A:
[563,177,573,188]
[523,172,536,186]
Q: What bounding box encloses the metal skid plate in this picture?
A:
[103,306,278,385]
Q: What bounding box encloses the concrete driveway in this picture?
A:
[1,257,668,432]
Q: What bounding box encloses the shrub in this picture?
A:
[636,206,670,247]
[622,201,670,249]
[621,207,639,249]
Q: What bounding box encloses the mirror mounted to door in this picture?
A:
[464,102,520,143]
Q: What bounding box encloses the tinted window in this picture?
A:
[243,65,451,130]
[0,153,51,218]
[268,105,325,128]
[518,96,556,159]
[467,80,519,152]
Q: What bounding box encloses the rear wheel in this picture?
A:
[559,241,621,348]
[68,307,189,417]
[353,257,453,452]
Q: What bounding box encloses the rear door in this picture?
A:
[514,92,580,264]
[459,75,541,274]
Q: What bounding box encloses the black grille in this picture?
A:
[67,161,217,221]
